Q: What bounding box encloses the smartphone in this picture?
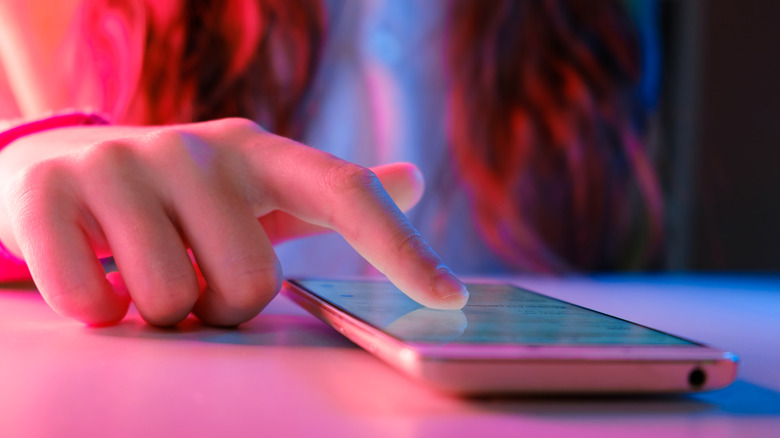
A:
[282,278,738,395]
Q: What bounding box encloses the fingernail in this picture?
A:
[433,267,469,300]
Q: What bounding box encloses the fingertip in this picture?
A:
[428,294,469,310]
[69,272,131,327]
[429,267,469,310]
[395,267,470,310]
[93,271,132,325]
[373,162,425,212]
[401,162,425,194]
[406,164,425,208]
[105,270,129,296]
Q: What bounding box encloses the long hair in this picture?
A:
[78,0,324,139]
[447,0,663,271]
[78,0,662,271]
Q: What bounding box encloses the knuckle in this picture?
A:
[76,141,155,199]
[71,140,147,192]
[322,160,382,198]
[143,128,194,161]
[138,128,206,179]
[82,140,137,171]
[143,127,229,179]
[216,117,263,133]
[146,126,192,145]
[5,159,73,216]
[391,221,440,268]
[395,227,428,256]
[13,159,68,193]
[196,118,266,148]
[319,160,390,237]
[393,224,439,267]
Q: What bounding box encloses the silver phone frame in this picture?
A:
[282,278,738,395]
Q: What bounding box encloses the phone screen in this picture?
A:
[292,280,697,347]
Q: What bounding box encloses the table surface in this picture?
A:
[1,274,779,438]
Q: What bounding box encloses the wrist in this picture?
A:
[0,111,110,280]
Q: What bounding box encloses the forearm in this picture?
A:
[0,134,30,280]
[0,0,82,116]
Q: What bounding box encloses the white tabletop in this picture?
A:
[1,275,778,438]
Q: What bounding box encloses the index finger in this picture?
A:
[246,138,469,309]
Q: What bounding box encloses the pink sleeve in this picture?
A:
[0,112,109,282]
[0,245,28,282]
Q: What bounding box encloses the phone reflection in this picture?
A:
[383,308,468,343]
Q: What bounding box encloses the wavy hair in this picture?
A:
[447,0,662,271]
[79,0,324,139]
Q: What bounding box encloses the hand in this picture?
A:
[0,118,469,326]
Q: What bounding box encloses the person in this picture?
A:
[0,0,661,327]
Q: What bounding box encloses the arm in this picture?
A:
[0,0,83,116]
[0,112,111,282]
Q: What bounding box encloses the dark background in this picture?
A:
[659,0,780,271]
